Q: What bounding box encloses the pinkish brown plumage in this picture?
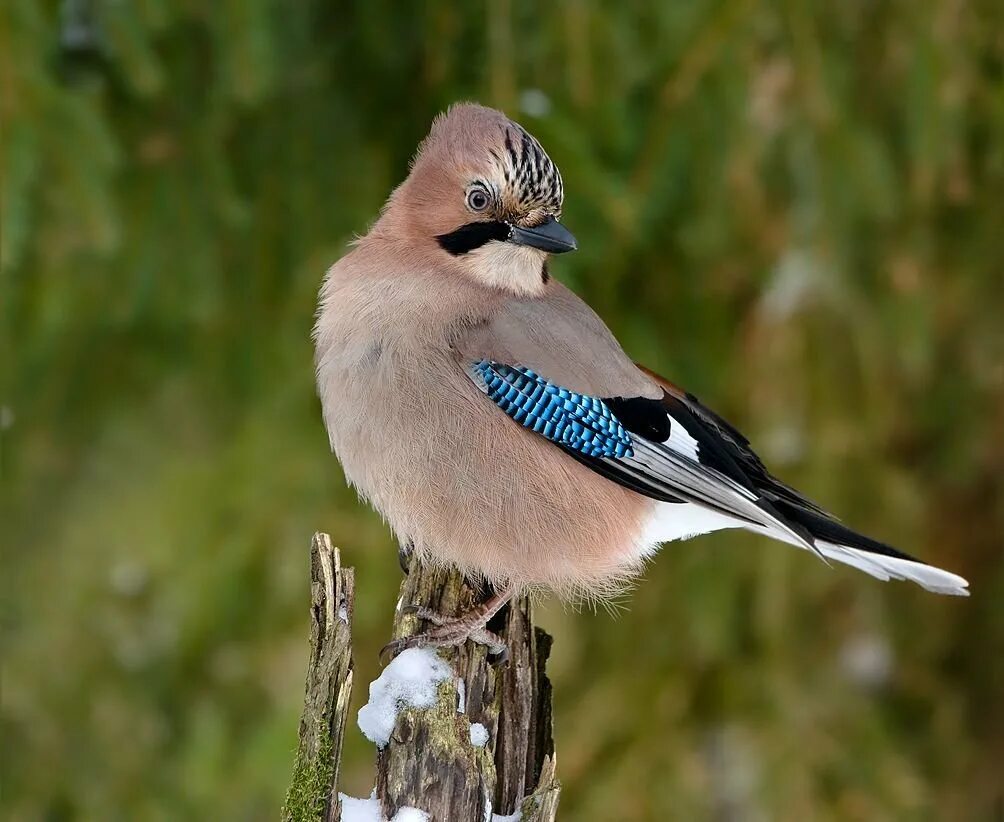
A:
[314,103,968,656]
[314,196,655,601]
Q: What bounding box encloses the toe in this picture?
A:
[401,604,448,625]
[379,635,418,664]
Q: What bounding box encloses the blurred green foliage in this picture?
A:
[3,1,1004,819]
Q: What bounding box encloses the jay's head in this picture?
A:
[384,103,577,295]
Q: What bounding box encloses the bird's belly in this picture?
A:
[319,349,653,598]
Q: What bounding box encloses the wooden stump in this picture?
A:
[283,534,559,821]
[377,561,559,820]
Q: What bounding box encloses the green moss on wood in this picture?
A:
[281,717,336,822]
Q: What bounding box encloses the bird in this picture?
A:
[313,103,969,657]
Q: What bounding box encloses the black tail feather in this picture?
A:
[770,499,917,562]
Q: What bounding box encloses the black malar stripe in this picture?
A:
[436,221,510,255]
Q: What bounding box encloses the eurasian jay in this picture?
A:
[313,103,968,656]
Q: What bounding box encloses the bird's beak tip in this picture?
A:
[508,216,577,254]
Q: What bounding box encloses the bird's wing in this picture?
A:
[632,363,833,518]
[466,359,819,553]
[457,282,817,551]
[455,284,969,596]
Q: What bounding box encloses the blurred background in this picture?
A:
[4,1,1003,819]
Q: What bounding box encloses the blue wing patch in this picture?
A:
[472,360,634,458]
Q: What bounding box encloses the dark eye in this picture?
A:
[466,187,490,212]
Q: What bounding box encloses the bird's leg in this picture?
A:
[381,589,512,664]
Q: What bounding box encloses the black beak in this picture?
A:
[508,216,577,254]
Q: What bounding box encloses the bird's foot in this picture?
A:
[380,592,511,665]
[380,619,508,664]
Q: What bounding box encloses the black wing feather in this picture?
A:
[668,389,832,517]
[602,392,820,550]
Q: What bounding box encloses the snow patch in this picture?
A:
[339,792,382,822]
[357,648,453,747]
[469,722,489,747]
[339,791,429,822]
[392,808,429,822]
[456,677,466,713]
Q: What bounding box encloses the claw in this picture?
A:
[378,590,514,666]
[397,544,413,575]
[489,643,510,667]
[379,635,419,664]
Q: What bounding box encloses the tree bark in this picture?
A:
[283,534,559,821]
[283,534,355,822]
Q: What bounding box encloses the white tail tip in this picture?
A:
[818,542,970,597]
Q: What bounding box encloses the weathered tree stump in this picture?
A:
[283,533,559,821]
[377,561,559,820]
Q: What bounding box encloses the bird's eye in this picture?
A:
[466,187,491,212]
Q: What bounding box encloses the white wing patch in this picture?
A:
[666,417,700,461]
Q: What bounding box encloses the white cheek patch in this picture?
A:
[464,241,547,296]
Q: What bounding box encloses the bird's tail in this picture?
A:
[771,501,970,597]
